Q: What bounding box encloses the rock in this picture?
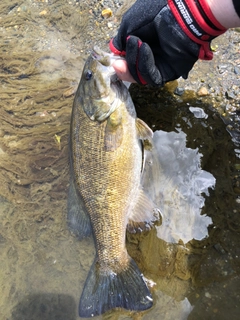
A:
[101,8,112,19]
[197,87,209,96]
[39,9,48,16]
[174,87,185,96]
[234,66,240,75]
[225,91,235,100]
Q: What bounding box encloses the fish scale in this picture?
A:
[74,96,140,263]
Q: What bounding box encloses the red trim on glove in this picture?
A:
[109,38,126,56]
[109,37,147,85]
[185,0,226,37]
[168,0,202,43]
[133,37,147,85]
[168,0,226,60]
[198,43,213,60]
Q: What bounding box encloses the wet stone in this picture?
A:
[233,187,240,195]
[214,243,227,255]
[234,66,240,75]
[174,87,185,96]
[225,91,236,100]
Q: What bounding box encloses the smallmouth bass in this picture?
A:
[68,47,158,317]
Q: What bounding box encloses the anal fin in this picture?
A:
[67,168,92,239]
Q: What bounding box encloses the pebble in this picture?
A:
[189,106,208,119]
[225,91,235,100]
[101,8,113,19]
[217,64,228,74]
[234,187,240,195]
[39,10,48,16]
[197,87,209,96]
[234,164,240,170]
[234,66,240,75]
[174,87,185,96]
[205,292,212,298]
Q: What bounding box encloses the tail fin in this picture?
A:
[79,257,153,317]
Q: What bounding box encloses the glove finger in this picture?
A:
[126,36,163,86]
[124,36,144,84]
[137,42,163,86]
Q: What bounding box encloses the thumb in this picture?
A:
[112,60,136,83]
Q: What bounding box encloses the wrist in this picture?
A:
[208,0,240,28]
[168,0,227,60]
[168,0,226,42]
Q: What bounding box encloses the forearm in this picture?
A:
[208,0,240,28]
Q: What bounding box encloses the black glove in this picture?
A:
[110,0,226,87]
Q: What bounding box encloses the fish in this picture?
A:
[67,47,159,317]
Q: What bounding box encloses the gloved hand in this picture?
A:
[110,0,226,86]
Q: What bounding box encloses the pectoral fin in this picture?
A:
[127,189,161,233]
[136,118,153,148]
[104,107,123,151]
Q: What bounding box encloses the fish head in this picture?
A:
[78,47,129,122]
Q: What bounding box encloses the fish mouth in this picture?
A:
[91,46,127,101]
[91,46,126,69]
[88,47,129,121]
[91,47,112,67]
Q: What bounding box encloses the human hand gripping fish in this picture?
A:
[67,47,160,317]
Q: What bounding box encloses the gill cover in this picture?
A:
[80,48,124,122]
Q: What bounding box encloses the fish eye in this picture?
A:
[85,70,93,81]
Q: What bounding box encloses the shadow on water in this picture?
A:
[127,82,240,320]
[11,293,76,320]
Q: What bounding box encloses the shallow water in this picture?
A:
[0,1,240,319]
